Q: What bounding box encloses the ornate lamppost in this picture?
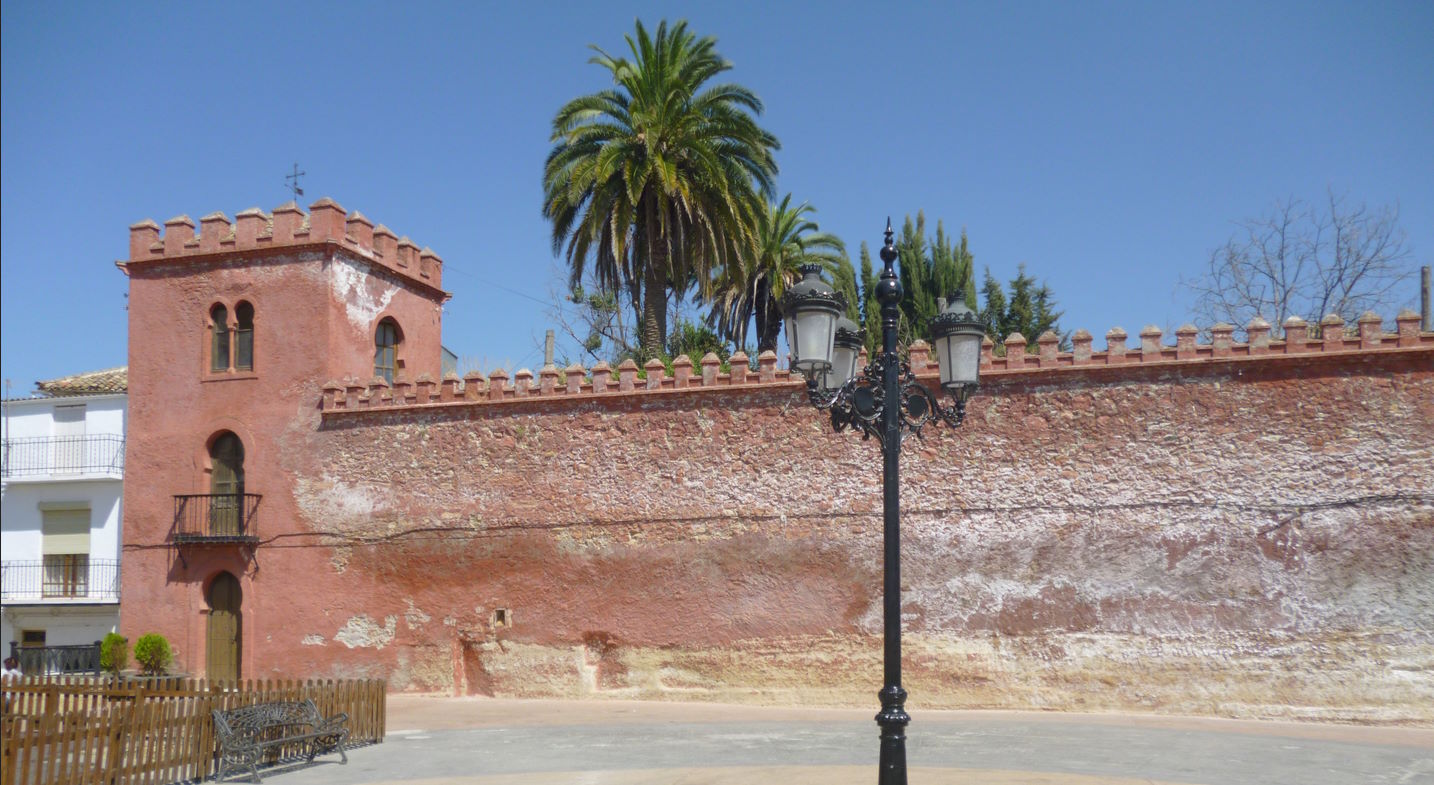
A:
[783,220,985,785]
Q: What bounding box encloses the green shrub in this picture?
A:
[133,633,172,675]
[100,632,128,674]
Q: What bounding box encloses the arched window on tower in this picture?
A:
[210,304,230,373]
[235,302,254,371]
[374,318,403,383]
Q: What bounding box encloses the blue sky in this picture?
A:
[2,1,1430,392]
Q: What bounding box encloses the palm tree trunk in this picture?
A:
[641,199,669,358]
[755,277,781,354]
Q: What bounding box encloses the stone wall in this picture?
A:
[252,343,1434,723]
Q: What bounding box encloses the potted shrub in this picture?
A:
[133,633,173,676]
[100,632,129,675]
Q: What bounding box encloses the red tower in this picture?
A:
[118,198,448,679]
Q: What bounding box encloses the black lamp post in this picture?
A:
[782,220,985,785]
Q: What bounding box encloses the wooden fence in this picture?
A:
[1,676,385,785]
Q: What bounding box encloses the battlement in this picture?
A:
[319,311,1433,413]
[125,197,446,293]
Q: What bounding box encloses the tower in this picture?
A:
[117,198,449,679]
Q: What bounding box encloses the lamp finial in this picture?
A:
[880,217,897,266]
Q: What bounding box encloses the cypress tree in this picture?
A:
[858,242,881,356]
[980,263,1066,352]
[832,251,861,323]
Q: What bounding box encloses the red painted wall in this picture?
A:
[119,200,447,681]
[119,204,1434,721]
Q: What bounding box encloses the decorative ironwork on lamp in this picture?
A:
[780,218,985,785]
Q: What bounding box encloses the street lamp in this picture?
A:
[783,219,985,785]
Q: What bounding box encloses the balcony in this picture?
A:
[172,493,262,544]
[0,558,120,603]
[7,641,101,675]
[1,435,125,479]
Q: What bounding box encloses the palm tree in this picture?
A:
[707,194,846,353]
[543,19,779,357]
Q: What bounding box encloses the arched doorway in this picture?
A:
[209,433,245,536]
[206,572,242,681]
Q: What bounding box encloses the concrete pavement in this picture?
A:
[261,696,1434,785]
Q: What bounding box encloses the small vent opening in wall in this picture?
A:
[494,608,510,628]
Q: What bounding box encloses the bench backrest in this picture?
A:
[213,699,323,743]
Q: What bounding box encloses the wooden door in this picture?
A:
[209,433,245,535]
[206,572,242,682]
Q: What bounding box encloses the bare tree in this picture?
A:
[1185,192,1414,335]
[544,271,639,367]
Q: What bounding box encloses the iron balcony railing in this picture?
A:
[7,641,101,676]
[1,435,125,478]
[0,558,120,602]
[172,493,262,543]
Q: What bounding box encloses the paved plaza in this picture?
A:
[260,696,1434,785]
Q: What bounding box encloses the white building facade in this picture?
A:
[1,368,126,672]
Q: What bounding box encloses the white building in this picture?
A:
[1,367,126,672]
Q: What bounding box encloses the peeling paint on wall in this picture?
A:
[329,258,396,329]
[334,614,398,649]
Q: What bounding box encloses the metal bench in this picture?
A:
[212,698,349,782]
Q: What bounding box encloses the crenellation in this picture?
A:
[316,313,1434,413]
[1320,314,1346,352]
[1397,310,1422,347]
[345,378,366,408]
[691,354,717,389]
[728,352,749,384]
[1139,325,1164,360]
[420,248,442,284]
[396,237,418,270]
[1072,329,1093,364]
[163,215,195,255]
[273,202,304,243]
[199,212,231,252]
[1174,324,1199,360]
[372,224,398,260]
[308,197,346,241]
[758,350,779,382]
[540,365,560,395]
[672,356,693,388]
[394,376,415,405]
[463,371,485,401]
[488,368,510,401]
[644,359,666,390]
[617,359,638,392]
[1036,332,1060,366]
[1210,323,1235,358]
[345,210,375,248]
[908,341,930,374]
[123,199,445,294]
[440,372,461,402]
[1105,327,1128,365]
[1246,317,1271,354]
[234,208,268,246]
[129,219,161,259]
[1004,333,1027,369]
[1358,312,1383,348]
[1282,317,1309,352]
[415,373,437,404]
